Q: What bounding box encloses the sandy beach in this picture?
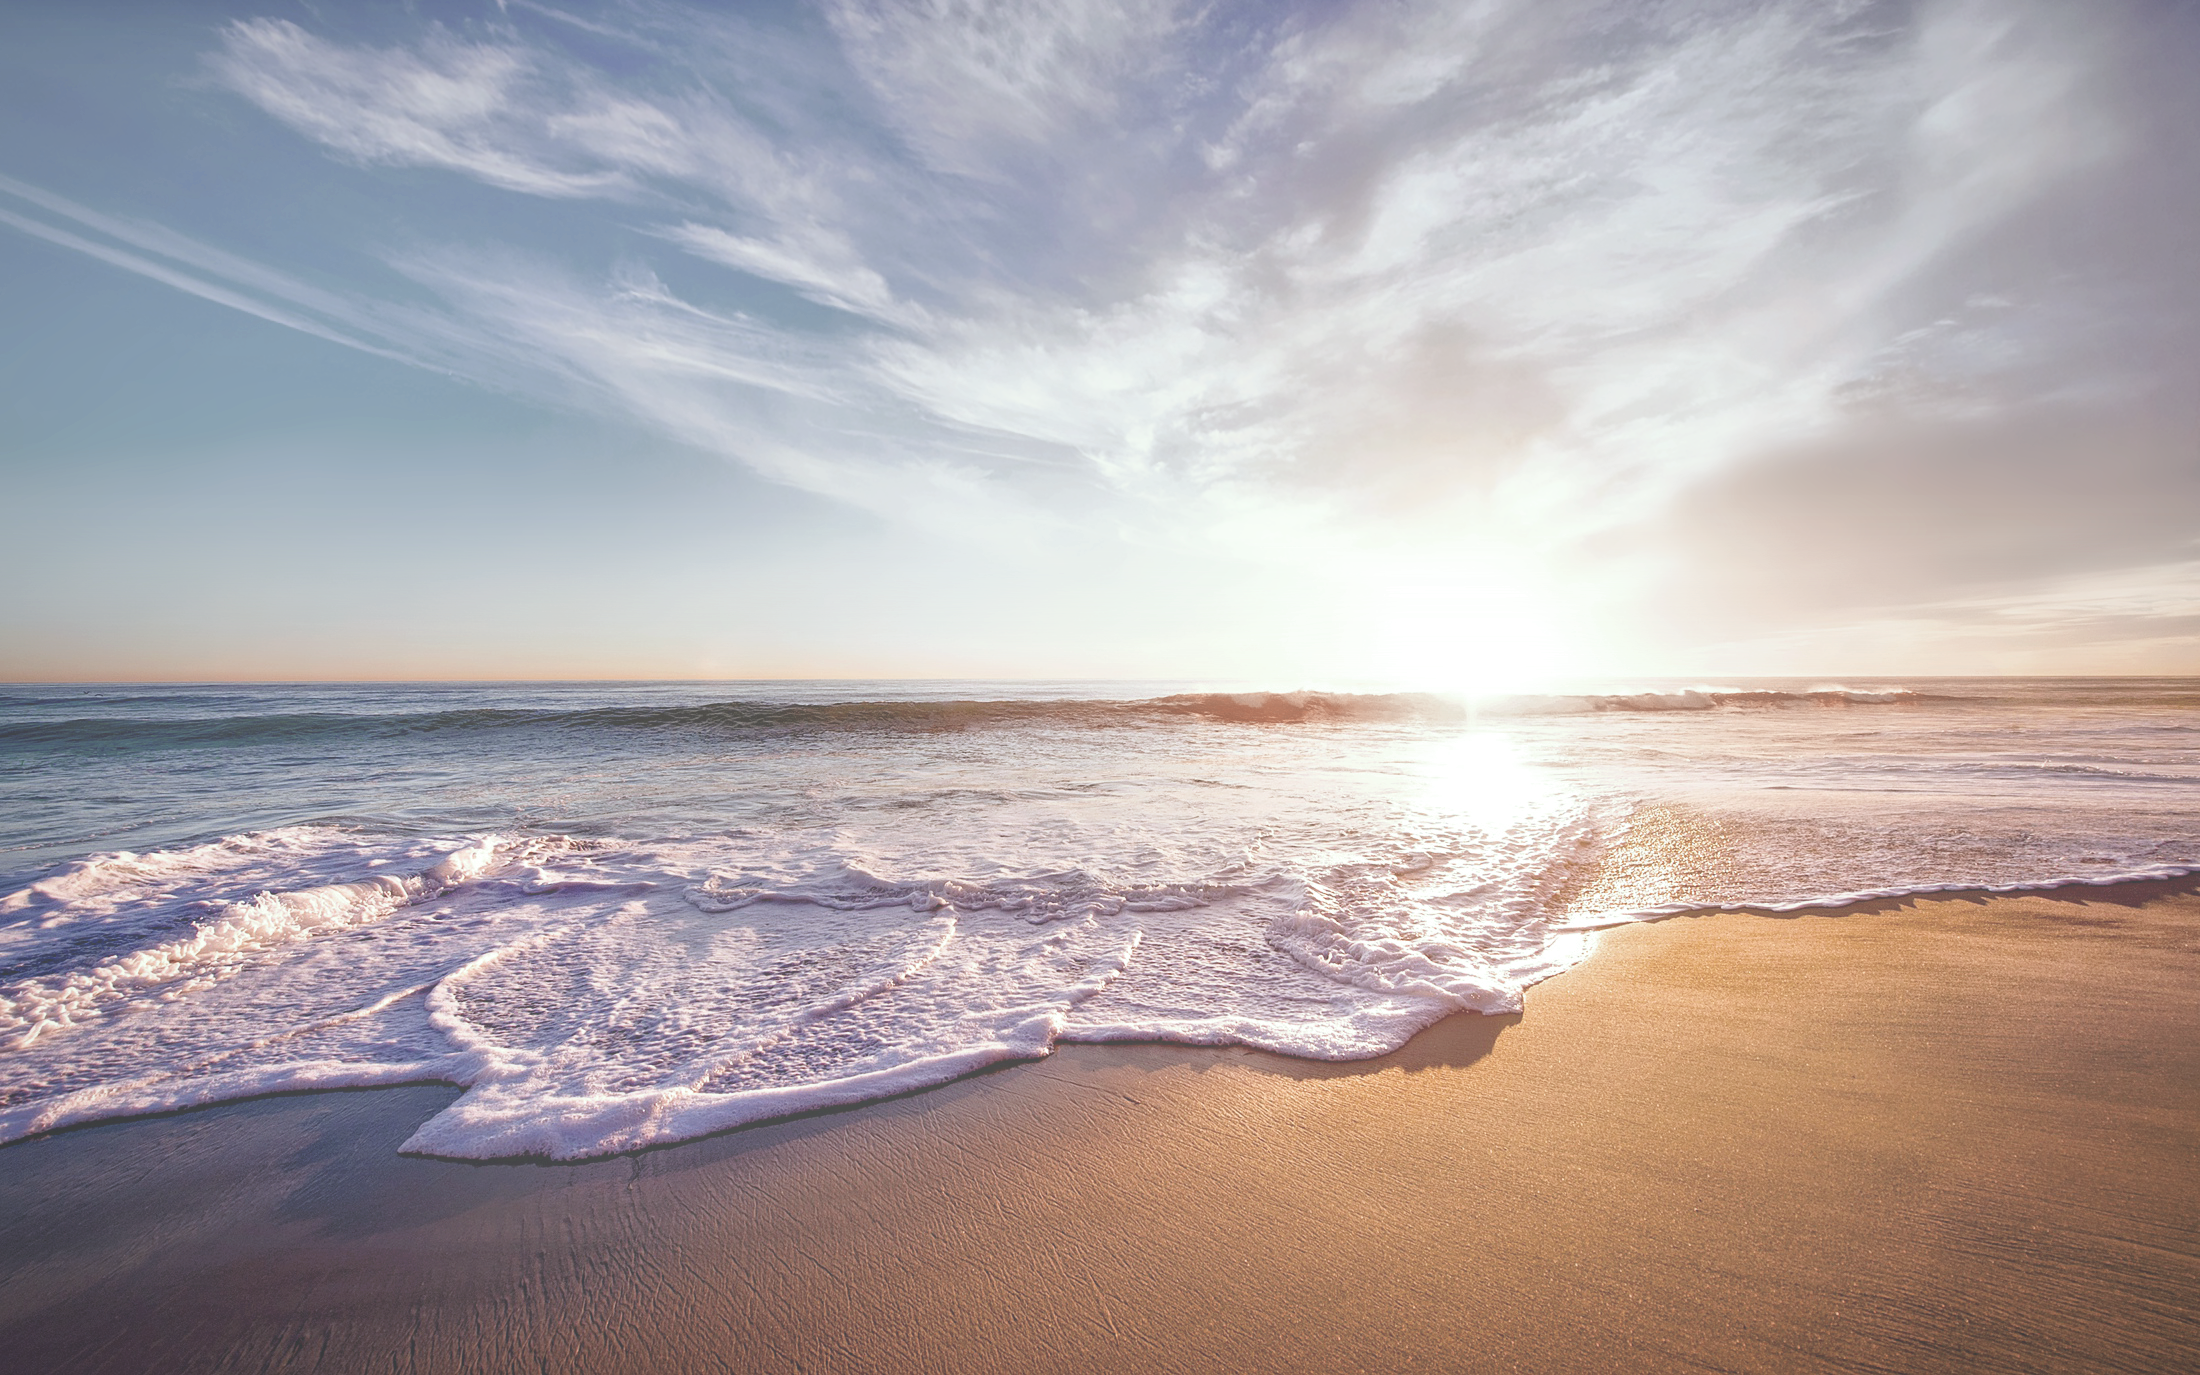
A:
[4,888,2195,1374]
[10,1,2198,1368]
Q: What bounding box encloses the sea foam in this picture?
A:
[1,798,1604,1158]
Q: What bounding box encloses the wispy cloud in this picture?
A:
[0,174,414,362]
[653,223,903,322]
[821,0,1200,178]
[6,0,2184,670]
[206,4,2097,496]
[1676,558,2200,675]
[206,18,658,197]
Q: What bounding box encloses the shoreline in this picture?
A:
[4,890,2197,1372]
[12,864,2198,1163]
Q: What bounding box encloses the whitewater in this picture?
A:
[2,679,2194,1159]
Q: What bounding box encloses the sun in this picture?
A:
[1351,555,1590,695]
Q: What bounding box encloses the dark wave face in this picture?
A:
[6,680,2198,794]
[0,684,2015,754]
[0,692,1465,753]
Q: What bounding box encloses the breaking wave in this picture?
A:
[1,686,1960,754]
[2,838,506,1049]
[0,808,1604,1159]
[1483,686,1939,713]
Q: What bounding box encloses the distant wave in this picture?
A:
[0,687,1973,752]
[1483,686,1945,714]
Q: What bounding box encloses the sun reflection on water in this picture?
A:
[1415,728,1570,835]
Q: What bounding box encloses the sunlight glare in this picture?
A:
[1416,728,1564,836]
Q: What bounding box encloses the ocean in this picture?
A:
[2,679,2193,1159]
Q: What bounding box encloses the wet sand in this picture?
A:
[3,891,2196,1374]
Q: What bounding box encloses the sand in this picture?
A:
[2,890,2196,1374]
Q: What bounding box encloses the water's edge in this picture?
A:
[4,866,2190,1163]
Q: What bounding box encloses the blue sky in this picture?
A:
[3,0,2195,682]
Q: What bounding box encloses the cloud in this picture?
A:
[654,223,902,321]
[207,18,656,197]
[180,2,2169,516]
[7,0,2186,670]
[1669,560,2200,676]
[815,0,2131,597]
[0,173,418,363]
[820,0,1199,178]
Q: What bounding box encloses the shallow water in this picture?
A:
[2,678,2193,1158]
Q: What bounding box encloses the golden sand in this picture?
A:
[3,892,2195,1373]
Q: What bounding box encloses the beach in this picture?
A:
[8,0,2198,1366]
[5,887,2194,1374]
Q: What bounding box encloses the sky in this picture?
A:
[2,0,2195,684]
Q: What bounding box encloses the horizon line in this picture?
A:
[4,673,2192,688]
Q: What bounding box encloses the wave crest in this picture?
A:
[1,837,505,1049]
[1,686,1956,753]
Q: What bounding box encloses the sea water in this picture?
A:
[2,679,2193,1158]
